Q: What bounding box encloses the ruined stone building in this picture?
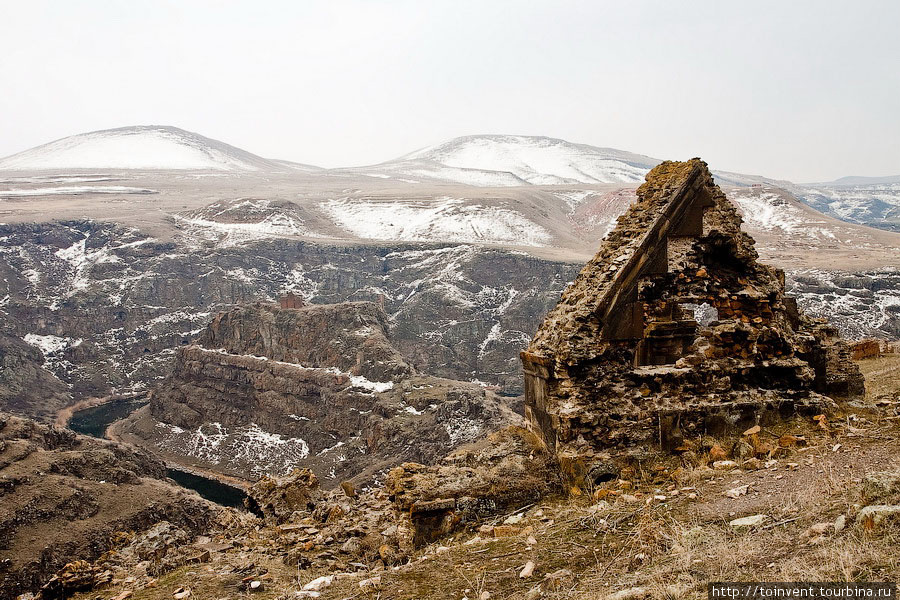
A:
[521,159,864,476]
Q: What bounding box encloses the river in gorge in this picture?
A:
[67,398,247,508]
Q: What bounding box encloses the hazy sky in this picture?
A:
[1,0,897,182]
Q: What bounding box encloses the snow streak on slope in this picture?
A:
[360,135,660,186]
[0,126,274,171]
[0,186,157,197]
[157,421,310,478]
[173,198,323,249]
[320,196,552,246]
[730,190,826,236]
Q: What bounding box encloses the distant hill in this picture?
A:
[340,134,662,186]
[0,125,315,172]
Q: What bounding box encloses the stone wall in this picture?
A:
[522,159,865,483]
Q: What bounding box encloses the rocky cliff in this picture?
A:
[0,221,580,413]
[0,412,213,599]
[0,330,71,420]
[120,301,516,483]
[0,219,896,423]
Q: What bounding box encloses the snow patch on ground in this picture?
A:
[158,422,310,478]
[730,189,840,241]
[173,213,318,248]
[320,196,551,246]
[23,333,82,356]
[174,198,323,249]
[349,375,394,393]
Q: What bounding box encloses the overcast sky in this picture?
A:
[1,0,897,182]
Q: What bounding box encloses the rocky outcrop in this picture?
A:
[385,427,562,547]
[0,331,71,420]
[126,301,515,483]
[0,412,213,599]
[245,468,321,523]
[522,160,865,483]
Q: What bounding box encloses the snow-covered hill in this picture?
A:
[346,135,661,186]
[0,126,293,172]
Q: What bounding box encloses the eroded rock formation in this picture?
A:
[0,413,213,599]
[0,331,72,421]
[521,159,864,482]
[124,301,515,483]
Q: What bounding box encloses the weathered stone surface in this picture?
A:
[729,514,769,528]
[856,505,900,530]
[850,339,881,360]
[198,301,413,382]
[521,160,864,481]
[385,426,561,547]
[861,471,900,504]
[246,468,321,523]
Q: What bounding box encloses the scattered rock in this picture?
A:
[303,576,334,592]
[386,427,560,547]
[862,472,900,504]
[524,586,542,600]
[729,514,769,529]
[542,568,575,592]
[834,515,847,533]
[856,505,900,530]
[606,586,650,600]
[709,444,728,462]
[713,460,738,470]
[38,560,98,600]
[359,576,381,590]
[519,560,536,578]
[340,480,357,499]
[245,468,320,523]
[492,525,521,538]
[724,485,749,498]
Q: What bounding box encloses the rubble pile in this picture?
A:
[521,159,865,483]
[386,426,561,546]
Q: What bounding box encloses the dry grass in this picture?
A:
[856,351,900,402]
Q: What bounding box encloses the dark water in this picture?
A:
[67,399,148,438]
[166,468,247,508]
[68,399,248,508]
